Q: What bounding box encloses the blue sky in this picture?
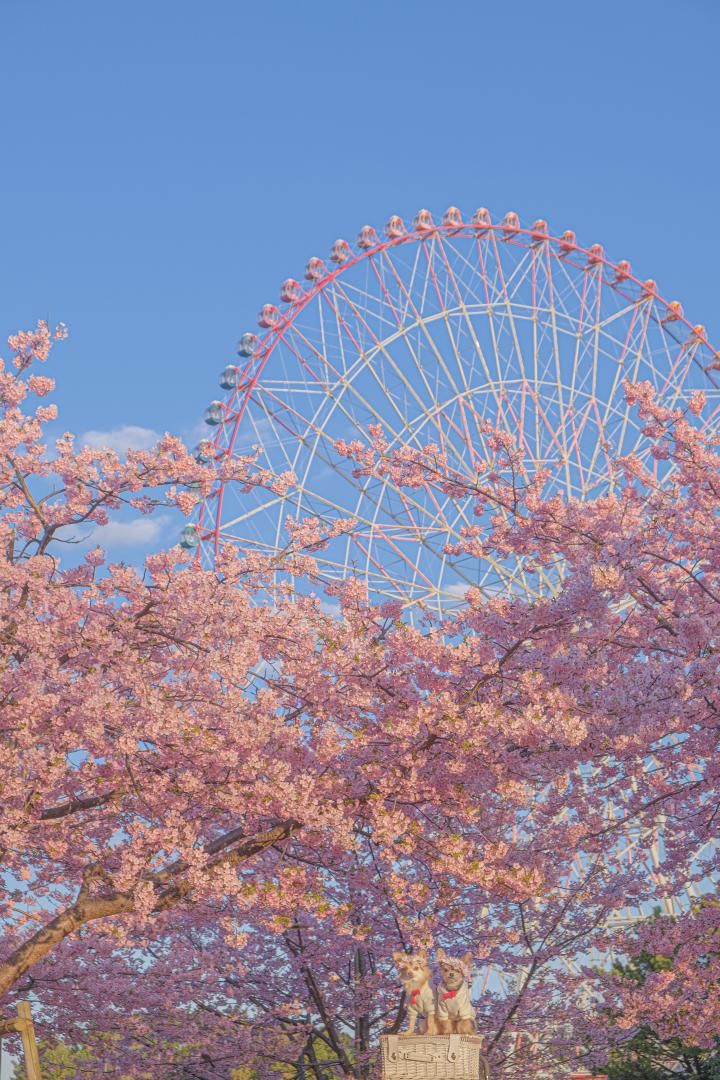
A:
[2,0,719,553]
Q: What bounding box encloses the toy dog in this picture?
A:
[392,950,437,1035]
[436,949,476,1035]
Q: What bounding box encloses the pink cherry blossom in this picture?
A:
[1,325,720,1077]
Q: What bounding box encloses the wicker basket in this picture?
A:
[380,1035,489,1080]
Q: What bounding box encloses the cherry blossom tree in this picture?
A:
[0,326,605,1074]
[2,323,720,1078]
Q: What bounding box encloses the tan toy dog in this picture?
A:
[436,949,476,1035]
[393,950,437,1035]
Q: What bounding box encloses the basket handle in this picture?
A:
[386,1035,462,1063]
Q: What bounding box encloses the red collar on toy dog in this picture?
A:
[442,989,457,1000]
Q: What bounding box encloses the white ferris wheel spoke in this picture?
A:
[201,209,720,613]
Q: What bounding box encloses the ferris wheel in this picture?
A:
[189,206,720,613]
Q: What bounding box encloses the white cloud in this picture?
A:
[80,425,160,453]
[88,514,171,548]
[183,419,210,450]
[444,582,472,598]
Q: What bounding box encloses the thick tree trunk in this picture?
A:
[354,946,371,1080]
[0,818,300,998]
[0,891,134,996]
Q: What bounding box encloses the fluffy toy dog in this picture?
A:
[436,949,476,1035]
[393,950,437,1035]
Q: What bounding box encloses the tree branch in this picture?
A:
[0,818,301,996]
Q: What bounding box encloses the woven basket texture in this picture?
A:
[380,1035,489,1080]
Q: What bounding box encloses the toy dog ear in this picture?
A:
[436,947,446,960]
[392,951,405,963]
[462,953,473,967]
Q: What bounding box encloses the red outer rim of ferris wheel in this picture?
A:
[196,212,720,559]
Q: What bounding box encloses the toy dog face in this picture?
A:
[437,948,472,991]
[438,960,465,990]
[392,950,430,985]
